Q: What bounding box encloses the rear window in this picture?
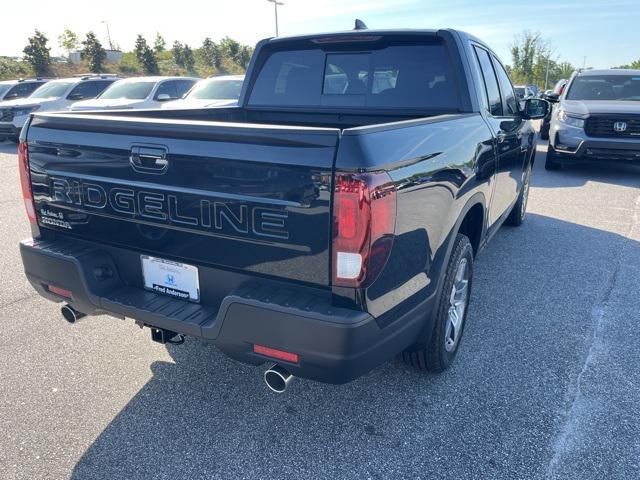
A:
[249,43,459,110]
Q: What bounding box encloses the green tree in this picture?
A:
[237,45,253,69]
[153,33,166,53]
[219,37,241,63]
[556,61,576,80]
[172,40,185,67]
[614,59,640,69]
[140,47,159,74]
[81,32,106,72]
[134,35,158,74]
[510,31,548,85]
[200,37,221,69]
[58,29,79,59]
[23,30,51,76]
[134,35,148,61]
[181,44,195,72]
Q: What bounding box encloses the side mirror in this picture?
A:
[4,93,18,100]
[522,98,549,120]
[156,93,172,101]
[545,93,560,103]
[68,93,85,101]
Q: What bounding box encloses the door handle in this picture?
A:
[130,145,169,174]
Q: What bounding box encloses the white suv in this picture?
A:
[70,76,199,111]
[162,75,244,109]
[0,75,119,142]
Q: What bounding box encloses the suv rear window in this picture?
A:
[249,42,459,110]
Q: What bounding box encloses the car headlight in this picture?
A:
[557,109,585,128]
[13,105,41,116]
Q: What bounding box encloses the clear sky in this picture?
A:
[2,0,639,69]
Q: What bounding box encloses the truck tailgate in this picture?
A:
[26,113,338,286]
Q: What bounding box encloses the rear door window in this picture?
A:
[249,42,459,110]
[473,46,502,116]
[492,57,519,116]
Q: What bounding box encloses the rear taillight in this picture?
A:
[18,141,36,225]
[332,172,396,288]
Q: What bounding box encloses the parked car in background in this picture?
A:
[514,85,535,101]
[0,78,48,102]
[0,74,118,142]
[540,79,569,140]
[546,69,640,169]
[70,77,199,111]
[162,75,244,109]
[0,78,50,141]
[18,28,548,390]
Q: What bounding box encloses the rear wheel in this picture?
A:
[540,122,550,140]
[402,234,473,373]
[505,164,531,227]
[545,145,562,170]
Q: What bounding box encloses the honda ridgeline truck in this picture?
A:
[18,27,548,392]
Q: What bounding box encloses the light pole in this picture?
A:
[267,0,284,37]
[101,20,114,50]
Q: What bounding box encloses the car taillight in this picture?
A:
[18,141,36,225]
[332,172,396,288]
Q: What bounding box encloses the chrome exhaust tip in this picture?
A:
[61,304,86,324]
[264,364,294,393]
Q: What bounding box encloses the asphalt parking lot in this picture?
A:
[0,136,639,480]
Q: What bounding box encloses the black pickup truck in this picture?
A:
[18,27,548,391]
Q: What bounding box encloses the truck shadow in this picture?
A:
[69,212,640,480]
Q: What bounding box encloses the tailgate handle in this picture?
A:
[130,145,169,174]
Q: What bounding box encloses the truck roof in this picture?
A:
[577,69,640,76]
[265,27,490,50]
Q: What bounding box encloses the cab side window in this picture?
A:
[68,82,98,100]
[473,46,502,116]
[155,81,179,99]
[492,57,519,116]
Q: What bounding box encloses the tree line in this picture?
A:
[1,29,254,80]
[507,30,639,89]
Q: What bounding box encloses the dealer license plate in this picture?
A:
[141,255,200,302]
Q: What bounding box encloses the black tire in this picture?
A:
[540,125,549,140]
[545,145,562,170]
[402,234,473,373]
[505,164,531,227]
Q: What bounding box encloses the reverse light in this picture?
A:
[18,141,37,225]
[557,110,585,128]
[253,344,299,363]
[332,172,396,288]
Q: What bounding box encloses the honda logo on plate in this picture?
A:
[613,121,628,132]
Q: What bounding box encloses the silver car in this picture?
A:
[546,69,640,170]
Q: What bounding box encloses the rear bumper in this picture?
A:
[20,237,430,384]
